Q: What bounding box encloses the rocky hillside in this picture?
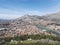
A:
[45,12,60,23]
[0,12,60,37]
[8,14,60,37]
[46,12,60,19]
[8,15,48,37]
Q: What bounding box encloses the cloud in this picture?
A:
[0,8,22,19]
[24,10,45,15]
[0,0,60,19]
[0,8,45,19]
[0,14,21,19]
[50,3,60,12]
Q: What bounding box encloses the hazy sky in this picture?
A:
[0,0,60,19]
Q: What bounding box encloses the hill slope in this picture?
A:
[46,12,60,19]
[1,12,60,37]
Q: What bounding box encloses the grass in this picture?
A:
[3,34,60,45]
[5,40,60,45]
[20,40,38,43]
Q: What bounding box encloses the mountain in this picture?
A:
[0,19,11,28]
[46,12,60,19]
[0,19,12,38]
[7,12,60,37]
[8,15,47,36]
[4,15,53,37]
[0,12,60,37]
[45,12,60,23]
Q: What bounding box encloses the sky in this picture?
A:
[0,0,60,19]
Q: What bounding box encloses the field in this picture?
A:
[3,35,60,45]
[5,40,60,45]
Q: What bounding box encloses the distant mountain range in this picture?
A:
[46,12,60,19]
[0,12,60,37]
[45,12,60,23]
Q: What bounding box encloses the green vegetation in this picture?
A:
[1,34,60,45]
[4,41,60,45]
[11,35,60,41]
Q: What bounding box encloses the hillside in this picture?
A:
[0,12,60,45]
[7,13,60,37]
[46,12,60,19]
[0,12,60,37]
[45,12,60,23]
[8,15,47,36]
